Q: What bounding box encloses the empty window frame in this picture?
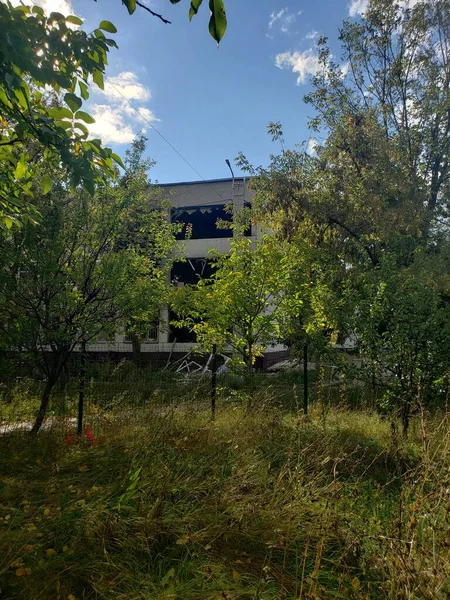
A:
[171,204,232,240]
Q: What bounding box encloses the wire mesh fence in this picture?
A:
[0,349,382,437]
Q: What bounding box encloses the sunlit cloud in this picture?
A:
[275,49,320,84]
[88,71,158,145]
[9,0,77,16]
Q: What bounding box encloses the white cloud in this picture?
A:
[275,50,320,84]
[100,72,152,103]
[268,7,302,34]
[88,104,138,145]
[349,0,368,16]
[349,0,421,16]
[340,62,350,77]
[307,138,319,155]
[269,8,287,29]
[9,0,76,15]
[305,29,319,40]
[88,71,158,145]
[122,102,158,125]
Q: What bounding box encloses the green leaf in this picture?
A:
[41,174,52,195]
[64,92,82,113]
[208,0,227,44]
[14,87,28,110]
[112,152,125,169]
[66,15,83,25]
[14,159,27,180]
[92,70,104,90]
[189,0,203,21]
[48,106,73,120]
[49,11,65,22]
[99,20,117,33]
[122,0,136,14]
[57,121,73,130]
[75,110,95,124]
[3,216,13,230]
[84,179,95,196]
[79,81,89,101]
[74,122,89,137]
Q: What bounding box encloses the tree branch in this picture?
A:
[136,1,171,24]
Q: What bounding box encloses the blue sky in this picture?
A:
[17,0,369,182]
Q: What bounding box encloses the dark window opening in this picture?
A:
[168,308,197,343]
[169,259,216,342]
[171,204,232,240]
[171,258,215,286]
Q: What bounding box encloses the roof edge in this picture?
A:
[154,177,247,187]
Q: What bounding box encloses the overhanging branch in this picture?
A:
[136,1,171,24]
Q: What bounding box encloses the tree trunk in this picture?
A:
[30,377,57,435]
[131,333,141,367]
[30,350,70,435]
[400,399,411,437]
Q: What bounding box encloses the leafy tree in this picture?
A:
[240,0,450,264]
[0,137,179,434]
[171,232,310,372]
[353,251,450,433]
[0,1,125,226]
[0,0,226,228]
[237,0,450,428]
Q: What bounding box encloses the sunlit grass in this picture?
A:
[1,403,450,599]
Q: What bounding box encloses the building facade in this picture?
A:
[87,177,289,367]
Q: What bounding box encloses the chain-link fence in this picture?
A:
[0,349,382,436]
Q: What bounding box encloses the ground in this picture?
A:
[1,401,450,600]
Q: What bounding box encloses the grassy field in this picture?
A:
[1,402,450,600]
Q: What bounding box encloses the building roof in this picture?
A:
[157,177,245,188]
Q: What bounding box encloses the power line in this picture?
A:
[22,0,229,202]
[104,76,226,202]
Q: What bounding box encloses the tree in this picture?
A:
[0,1,125,227]
[0,0,226,228]
[171,232,310,373]
[241,0,450,264]
[0,137,179,434]
[353,251,450,433]
[236,0,450,429]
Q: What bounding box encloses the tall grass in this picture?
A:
[1,401,450,599]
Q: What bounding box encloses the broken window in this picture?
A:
[171,258,215,285]
[171,204,233,240]
[169,259,215,342]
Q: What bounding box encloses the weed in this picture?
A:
[1,404,450,599]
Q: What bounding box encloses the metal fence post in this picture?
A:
[303,343,308,415]
[77,341,87,436]
[211,344,217,419]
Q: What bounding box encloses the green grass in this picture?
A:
[0,360,353,427]
[1,402,450,599]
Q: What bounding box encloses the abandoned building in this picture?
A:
[87,177,290,368]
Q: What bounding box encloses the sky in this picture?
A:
[13,0,371,183]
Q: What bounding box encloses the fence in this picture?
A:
[0,348,381,436]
